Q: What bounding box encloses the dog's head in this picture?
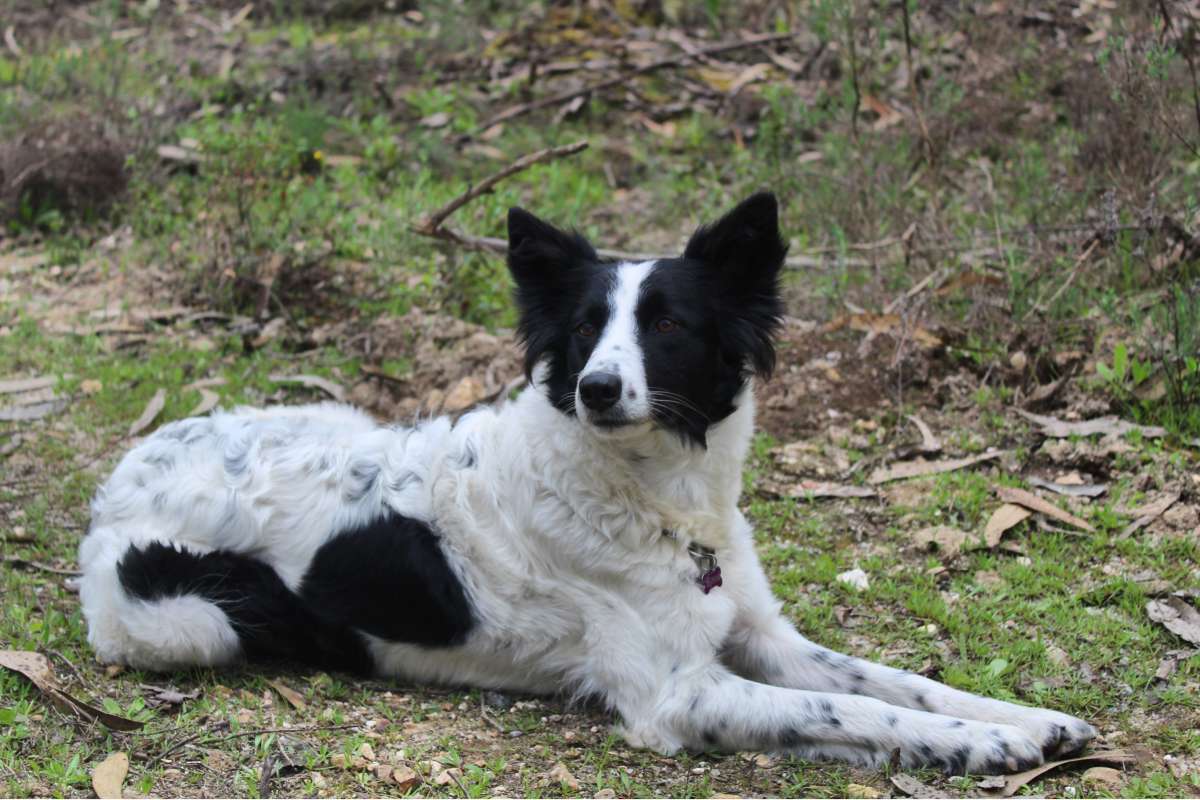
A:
[507,192,786,446]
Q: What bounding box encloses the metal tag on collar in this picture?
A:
[687,543,723,594]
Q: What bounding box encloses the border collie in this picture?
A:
[79,193,1095,773]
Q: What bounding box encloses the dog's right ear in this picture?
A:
[506,208,597,289]
[507,208,597,380]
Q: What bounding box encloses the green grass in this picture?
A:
[3,1,1200,797]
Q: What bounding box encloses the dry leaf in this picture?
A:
[419,112,450,128]
[92,752,129,799]
[0,375,55,393]
[906,415,941,453]
[825,312,942,348]
[980,749,1145,797]
[846,783,883,799]
[996,486,1094,531]
[984,503,1032,547]
[1014,409,1166,439]
[268,679,307,710]
[0,650,143,731]
[142,684,198,708]
[1028,477,1106,498]
[1146,596,1200,646]
[890,773,940,798]
[912,526,968,559]
[269,374,346,402]
[128,389,166,437]
[787,481,877,499]
[443,376,486,413]
[868,451,1005,485]
[1120,492,1180,536]
[0,397,68,421]
[188,389,220,417]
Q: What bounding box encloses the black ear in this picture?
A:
[684,192,786,275]
[506,208,598,380]
[685,192,787,378]
[507,207,596,288]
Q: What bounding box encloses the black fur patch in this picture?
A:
[300,511,475,648]
[116,511,475,673]
[117,542,372,673]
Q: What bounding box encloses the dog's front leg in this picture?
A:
[638,664,1047,775]
[718,519,1096,760]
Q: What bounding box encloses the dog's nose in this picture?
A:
[579,372,622,412]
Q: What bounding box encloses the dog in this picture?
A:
[78,193,1096,773]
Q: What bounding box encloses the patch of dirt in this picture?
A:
[757,319,949,439]
[315,308,524,420]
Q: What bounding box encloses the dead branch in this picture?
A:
[471,31,797,135]
[417,225,869,270]
[413,141,589,236]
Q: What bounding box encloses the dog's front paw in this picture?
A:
[1007,708,1097,759]
[963,722,1046,775]
[900,720,1044,775]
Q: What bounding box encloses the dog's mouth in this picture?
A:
[583,409,650,432]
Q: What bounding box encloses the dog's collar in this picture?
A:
[662,529,723,594]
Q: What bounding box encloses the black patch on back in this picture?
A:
[117,542,372,673]
[300,511,475,647]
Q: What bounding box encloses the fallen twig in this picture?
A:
[413,141,589,237]
[2,556,81,576]
[472,32,797,135]
[145,723,359,770]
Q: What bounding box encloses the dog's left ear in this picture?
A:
[684,192,787,377]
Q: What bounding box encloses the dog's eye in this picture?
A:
[575,322,598,338]
[654,318,679,334]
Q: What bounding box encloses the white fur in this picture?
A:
[578,261,654,424]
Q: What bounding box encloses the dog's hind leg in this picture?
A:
[636,664,1046,775]
[718,527,1096,760]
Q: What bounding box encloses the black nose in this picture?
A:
[579,372,622,412]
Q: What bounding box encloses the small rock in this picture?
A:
[1082,767,1124,788]
[433,767,462,787]
[847,783,883,799]
[1045,644,1071,667]
[753,753,776,768]
[330,753,347,770]
[595,790,616,799]
[975,570,1005,589]
[1009,351,1028,371]
[374,764,392,782]
[310,771,327,789]
[836,568,870,591]
[546,762,580,791]
[358,743,375,762]
[392,766,419,791]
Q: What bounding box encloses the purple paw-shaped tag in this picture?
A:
[699,566,723,594]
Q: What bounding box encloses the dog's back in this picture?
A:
[78,402,466,671]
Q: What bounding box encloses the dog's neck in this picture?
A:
[515,383,756,552]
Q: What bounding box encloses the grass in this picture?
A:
[3,1,1200,797]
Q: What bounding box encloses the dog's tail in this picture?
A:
[78,526,370,673]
